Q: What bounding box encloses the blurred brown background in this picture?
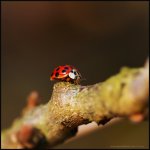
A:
[1,1,149,148]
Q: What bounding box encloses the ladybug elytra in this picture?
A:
[50,65,82,84]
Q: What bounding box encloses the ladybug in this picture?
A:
[50,65,82,84]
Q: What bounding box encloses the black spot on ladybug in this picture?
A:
[56,67,60,71]
[71,70,73,73]
[62,70,66,73]
[64,67,69,70]
[74,72,77,75]
[55,72,59,77]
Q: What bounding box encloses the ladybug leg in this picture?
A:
[67,78,75,84]
[75,78,80,84]
[66,77,71,82]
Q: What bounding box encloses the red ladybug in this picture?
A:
[50,65,82,84]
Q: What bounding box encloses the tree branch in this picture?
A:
[1,59,149,149]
